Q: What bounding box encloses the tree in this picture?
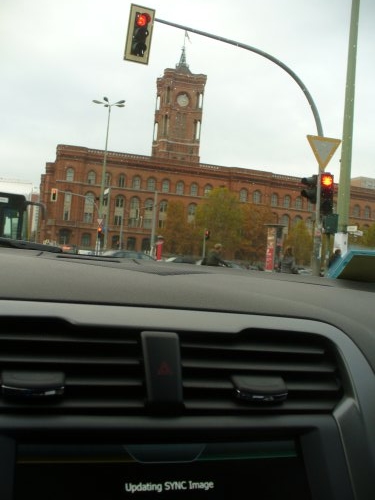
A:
[194,187,244,254]
[360,223,375,248]
[158,200,198,256]
[283,220,313,265]
[237,203,274,263]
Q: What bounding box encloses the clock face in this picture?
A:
[177,93,189,107]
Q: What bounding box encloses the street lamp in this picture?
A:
[92,97,125,249]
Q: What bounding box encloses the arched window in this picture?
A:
[115,196,125,208]
[293,215,303,226]
[113,215,122,227]
[176,181,184,195]
[83,192,96,223]
[283,195,291,208]
[253,190,261,204]
[80,233,92,249]
[143,198,154,229]
[129,197,140,228]
[271,193,278,207]
[59,228,72,245]
[190,183,198,196]
[132,176,141,189]
[160,200,168,213]
[66,167,74,182]
[281,214,290,228]
[364,206,371,219]
[127,237,136,251]
[147,177,156,191]
[352,204,360,217]
[63,191,72,221]
[87,170,96,184]
[158,200,168,229]
[204,184,212,196]
[306,200,314,212]
[114,196,125,227]
[239,188,248,202]
[161,179,170,193]
[142,238,151,252]
[118,174,126,188]
[295,196,303,209]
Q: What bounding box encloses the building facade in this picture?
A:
[39,51,375,253]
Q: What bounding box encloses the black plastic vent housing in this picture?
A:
[0,318,344,415]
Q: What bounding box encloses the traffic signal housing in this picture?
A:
[50,188,58,202]
[320,173,334,215]
[124,4,155,65]
[205,229,211,241]
[300,175,317,204]
[97,226,104,240]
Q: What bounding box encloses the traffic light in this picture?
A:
[300,175,317,204]
[124,4,155,65]
[323,214,338,234]
[320,173,334,216]
[205,229,210,241]
[97,226,104,240]
[50,188,58,202]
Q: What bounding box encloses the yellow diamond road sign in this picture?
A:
[307,135,341,170]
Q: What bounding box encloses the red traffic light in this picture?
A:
[321,173,334,187]
[124,5,155,65]
[135,12,151,27]
[320,173,334,216]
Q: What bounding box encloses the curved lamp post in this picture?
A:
[93,97,125,249]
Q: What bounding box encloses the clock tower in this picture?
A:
[152,47,207,163]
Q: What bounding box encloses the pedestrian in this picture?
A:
[205,243,228,267]
[328,248,342,268]
[279,246,298,274]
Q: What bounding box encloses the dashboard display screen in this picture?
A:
[15,441,312,499]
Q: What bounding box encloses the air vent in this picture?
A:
[0,318,145,415]
[178,329,344,414]
[0,318,345,416]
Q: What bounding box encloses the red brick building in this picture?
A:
[39,49,375,253]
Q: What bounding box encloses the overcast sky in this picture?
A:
[1,0,374,188]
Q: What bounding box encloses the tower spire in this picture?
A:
[176,31,191,73]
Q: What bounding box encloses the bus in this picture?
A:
[0,192,45,240]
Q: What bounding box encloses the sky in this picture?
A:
[1,0,374,189]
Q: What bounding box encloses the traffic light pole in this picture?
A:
[155,18,323,138]
[155,18,324,275]
[313,172,323,276]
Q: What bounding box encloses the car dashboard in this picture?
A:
[0,247,375,499]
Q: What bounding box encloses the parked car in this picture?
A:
[165,255,197,264]
[223,260,246,269]
[101,250,156,260]
[297,267,312,275]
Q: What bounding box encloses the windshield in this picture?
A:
[1,1,374,271]
[1,4,375,500]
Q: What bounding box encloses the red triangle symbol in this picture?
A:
[157,361,172,375]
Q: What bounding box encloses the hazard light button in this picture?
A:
[141,331,184,411]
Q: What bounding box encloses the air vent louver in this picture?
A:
[0,318,145,414]
[179,329,344,413]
